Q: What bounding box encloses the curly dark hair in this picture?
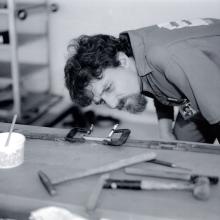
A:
[64,33,133,107]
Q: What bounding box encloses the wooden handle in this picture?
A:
[53,152,156,184]
[104,178,193,191]
[86,174,110,211]
[141,181,193,190]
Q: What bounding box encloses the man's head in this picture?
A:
[64,34,147,114]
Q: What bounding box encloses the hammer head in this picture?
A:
[38,170,57,196]
[193,177,210,201]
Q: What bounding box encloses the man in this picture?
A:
[64,18,220,143]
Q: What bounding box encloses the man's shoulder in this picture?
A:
[127,18,220,50]
[146,46,169,68]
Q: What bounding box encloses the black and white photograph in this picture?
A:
[0,0,220,219]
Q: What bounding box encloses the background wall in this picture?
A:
[46,0,220,123]
[48,0,220,97]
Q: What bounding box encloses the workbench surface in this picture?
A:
[0,122,220,220]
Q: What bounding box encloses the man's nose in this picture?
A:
[101,94,118,108]
[93,96,102,105]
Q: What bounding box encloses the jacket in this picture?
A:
[121,18,220,124]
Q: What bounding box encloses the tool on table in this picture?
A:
[124,167,219,185]
[38,152,156,196]
[65,124,131,146]
[86,173,110,220]
[86,173,110,211]
[148,159,191,171]
[5,125,219,154]
[103,176,211,200]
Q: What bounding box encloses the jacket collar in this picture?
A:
[121,31,152,77]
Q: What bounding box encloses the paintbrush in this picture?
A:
[5,114,17,147]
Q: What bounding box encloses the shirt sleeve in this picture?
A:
[147,44,220,124]
[154,99,174,120]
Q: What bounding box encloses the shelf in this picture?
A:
[0,8,8,14]
[0,0,55,122]
[20,62,48,75]
[0,61,12,77]
[0,78,12,84]
[18,33,46,45]
[0,37,48,63]
[0,44,10,60]
[0,61,48,79]
[0,92,62,124]
[16,2,47,9]
[0,32,46,48]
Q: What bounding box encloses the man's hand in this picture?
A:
[158,118,176,141]
[160,130,176,140]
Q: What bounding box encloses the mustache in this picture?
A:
[117,94,147,114]
[117,99,126,110]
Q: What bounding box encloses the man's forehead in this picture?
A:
[86,83,93,91]
[87,78,104,93]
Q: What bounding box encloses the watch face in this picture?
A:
[179,100,198,120]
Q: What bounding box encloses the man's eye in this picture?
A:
[100,99,105,104]
[104,84,112,93]
[95,99,105,105]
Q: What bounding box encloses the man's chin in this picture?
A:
[117,94,147,114]
[125,105,146,114]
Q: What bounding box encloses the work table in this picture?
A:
[0,122,219,220]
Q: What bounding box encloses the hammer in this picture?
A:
[38,152,156,196]
[104,176,211,200]
[125,167,219,185]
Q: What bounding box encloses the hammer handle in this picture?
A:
[53,152,156,185]
[104,179,192,191]
[86,174,110,211]
[38,170,57,196]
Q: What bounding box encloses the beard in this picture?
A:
[117,94,147,114]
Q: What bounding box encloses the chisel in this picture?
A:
[148,159,190,171]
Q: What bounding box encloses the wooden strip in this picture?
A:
[125,139,220,154]
[0,122,219,154]
[125,168,191,181]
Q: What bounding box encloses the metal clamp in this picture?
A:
[102,128,131,146]
[65,126,92,143]
[65,124,130,146]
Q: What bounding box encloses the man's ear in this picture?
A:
[118,52,129,68]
